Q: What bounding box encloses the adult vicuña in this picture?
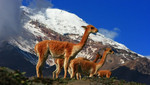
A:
[69,48,114,78]
[53,52,102,79]
[34,25,98,78]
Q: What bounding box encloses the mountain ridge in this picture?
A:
[21,6,132,52]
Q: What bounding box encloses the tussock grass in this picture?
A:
[0,67,145,85]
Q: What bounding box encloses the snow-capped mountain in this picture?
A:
[8,6,145,67]
[1,6,150,84]
[21,6,130,51]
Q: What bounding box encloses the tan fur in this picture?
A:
[75,53,102,80]
[53,53,101,79]
[69,48,114,79]
[34,25,98,78]
[97,70,111,78]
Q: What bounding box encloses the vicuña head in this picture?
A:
[34,25,98,78]
[81,25,98,34]
[69,48,114,79]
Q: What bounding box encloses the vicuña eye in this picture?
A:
[91,27,94,29]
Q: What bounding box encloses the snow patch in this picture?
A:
[120,59,125,64]
[24,20,46,37]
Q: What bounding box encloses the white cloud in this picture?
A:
[0,0,22,40]
[145,56,150,59]
[99,28,120,40]
[114,27,120,31]
[27,0,53,9]
[0,0,53,40]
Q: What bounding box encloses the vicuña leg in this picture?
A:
[106,74,109,78]
[70,64,75,78]
[79,73,82,80]
[36,59,42,78]
[89,74,94,77]
[76,73,81,80]
[56,63,61,78]
[36,57,47,78]
[106,72,111,78]
[63,57,69,78]
[76,73,79,80]
[68,67,72,77]
[53,64,58,79]
[71,70,76,78]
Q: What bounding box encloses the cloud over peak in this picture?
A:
[99,28,120,40]
[23,0,53,9]
[0,0,22,40]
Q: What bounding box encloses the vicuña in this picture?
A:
[69,48,114,78]
[34,25,98,78]
[53,52,102,79]
[97,70,111,78]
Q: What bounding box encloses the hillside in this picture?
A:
[0,67,145,85]
[0,41,36,77]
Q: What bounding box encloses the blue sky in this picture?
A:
[22,0,150,56]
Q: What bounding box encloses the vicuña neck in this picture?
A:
[77,30,90,48]
[93,54,100,63]
[96,51,108,69]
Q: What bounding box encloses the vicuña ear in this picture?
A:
[81,26,87,30]
[103,48,107,51]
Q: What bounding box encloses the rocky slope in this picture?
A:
[112,57,150,85]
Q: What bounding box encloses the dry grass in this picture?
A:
[0,67,145,85]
